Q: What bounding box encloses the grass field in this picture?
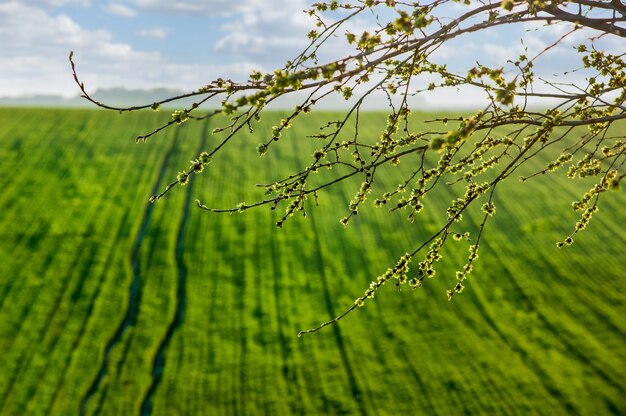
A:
[0,107,624,415]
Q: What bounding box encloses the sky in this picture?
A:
[0,0,621,108]
[0,0,318,99]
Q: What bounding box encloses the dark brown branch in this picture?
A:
[543,4,626,37]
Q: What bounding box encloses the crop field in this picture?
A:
[0,107,624,415]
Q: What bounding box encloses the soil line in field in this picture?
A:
[269,226,305,413]
[307,210,368,416]
[80,129,181,415]
[46,213,131,415]
[363,214,440,414]
[139,120,209,416]
[468,287,580,412]
[488,249,625,396]
[285,135,366,415]
[0,228,94,414]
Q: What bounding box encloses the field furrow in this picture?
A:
[80,122,180,415]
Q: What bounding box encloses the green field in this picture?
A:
[0,107,624,415]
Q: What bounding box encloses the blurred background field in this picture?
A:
[0,107,624,415]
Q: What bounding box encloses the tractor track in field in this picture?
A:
[372,300,440,415]
[0,221,98,414]
[0,114,78,197]
[205,226,223,362]
[364,218,440,414]
[286,136,366,415]
[46,142,144,413]
[469,201,626,399]
[502,185,626,344]
[80,130,181,415]
[425,179,625,412]
[335,182,440,415]
[197,191,227,413]
[533,305,625,395]
[435,184,601,411]
[34,186,122,412]
[346,176,572,412]
[307,210,368,416]
[233,219,248,416]
[467,290,580,413]
[269,227,304,414]
[139,120,209,416]
[488,250,625,396]
[0,244,58,354]
[30,241,99,407]
[0,117,103,413]
[466,247,626,411]
[45,213,131,415]
[0,118,88,312]
[435,203,581,412]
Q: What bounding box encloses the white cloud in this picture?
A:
[22,0,90,6]
[523,20,624,56]
[0,2,255,98]
[127,0,240,15]
[125,0,319,65]
[105,3,136,17]
[138,26,168,39]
